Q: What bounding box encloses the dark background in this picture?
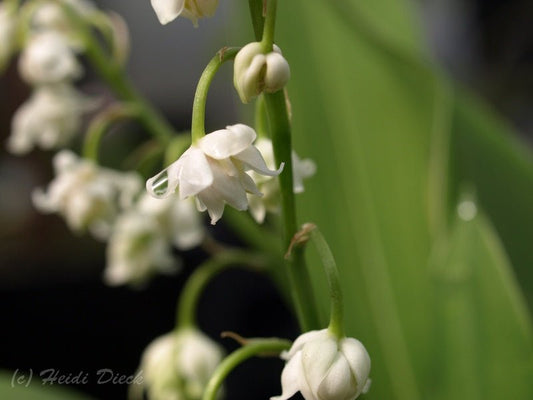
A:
[1,0,532,398]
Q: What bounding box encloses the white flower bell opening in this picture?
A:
[150,0,219,26]
[273,329,371,400]
[146,124,283,225]
[135,329,224,400]
[32,151,142,240]
[248,138,316,223]
[19,31,82,85]
[233,42,290,103]
[6,84,95,154]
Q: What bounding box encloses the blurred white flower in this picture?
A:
[137,193,204,251]
[19,31,82,85]
[234,42,290,103]
[31,0,96,34]
[32,150,142,240]
[273,329,371,400]
[104,211,177,286]
[147,124,283,225]
[7,84,94,154]
[248,138,316,223]
[150,0,218,26]
[133,329,224,400]
[0,3,16,71]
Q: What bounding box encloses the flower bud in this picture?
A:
[272,329,371,400]
[233,42,290,103]
[134,329,224,400]
[151,0,218,26]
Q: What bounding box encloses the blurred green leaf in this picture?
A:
[430,209,533,399]
[271,0,533,399]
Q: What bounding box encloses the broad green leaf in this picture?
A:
[430,209,533,399]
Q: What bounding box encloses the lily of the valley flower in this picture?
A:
[150,0,219,26]
[133,328,224,400]
[7,84,94,154]
[19,31,82,85]
[147,124,283,225]
[248,138,316,223]
[104,211,178,286]
[0,3,16,72]
[273,329,371,400]
[233,42,290,103]
[32,150,142,240]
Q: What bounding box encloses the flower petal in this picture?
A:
[197,190,225,225]
[283,329,330,360]
[198,124,256,159]
[271,351,305,400]
[208,159,248,211]
[340,337,371,396]
[177,147,213,199]
[234,146,283,177]
[317,355,357,400]
[301,332,338,397]
[150,0,185,24]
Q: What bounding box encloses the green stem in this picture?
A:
[260,0,277,52]
[254,95,269,138]
[61,3,176,144]
[191,47,240,142]
[176,250,267,328]
[248,0,265,41]
[83,103,140,162]
[202,338,291,400]
[308,225,345,339]
[264,90,320,332]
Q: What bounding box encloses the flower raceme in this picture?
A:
[273,329,371,400]
[233,42,290,103]
[146,124,283,224]
[150,0,219,26]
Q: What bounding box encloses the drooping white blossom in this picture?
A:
[234,42,290,103]
[150,0,218,26]
[248,138,316,223]
[19,31,82,85]
[104,211,178,286]
[273,329,371,400]
[0,3,16,72]
[133,329,224,400]
[31,0,96,35]
[136,193,204,251]
[147,124,283,225]
[32,150,142,240]
[7,84,94,154]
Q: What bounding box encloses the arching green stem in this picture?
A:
[307,224,345,339]
[202,337,291,400]
[60,3,175,145]
[83,103,140,162]
[191,47,240,142]
[176,250,267,328]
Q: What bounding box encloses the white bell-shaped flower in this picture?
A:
[19,31,82,85]
[146,124,283,225]
[233,42,290,103]
[7,84,94,155]
[134,329,224,400]
[248,138,316,223]
[273,329,371,400]
[0,3,16,72]
[30,0,96,39]
[136,192,204,251]
[104,211,178,286]
[32,151,142,240]
[150,0,218,26]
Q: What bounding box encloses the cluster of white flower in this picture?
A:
[6,0,96,154]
